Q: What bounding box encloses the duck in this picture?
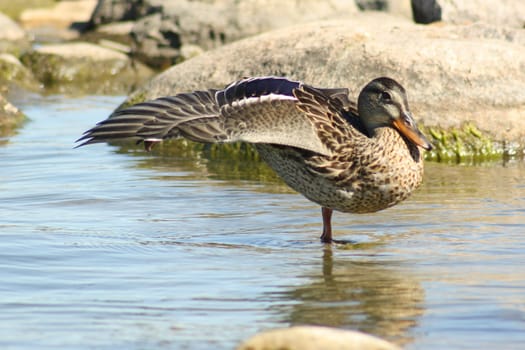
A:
[77,76,432,243]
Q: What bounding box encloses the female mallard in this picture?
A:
[77,76,432,243]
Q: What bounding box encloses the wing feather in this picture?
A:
[76,77,358,157]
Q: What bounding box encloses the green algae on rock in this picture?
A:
[0,53,40,91]
[423,124,522,164]
[20,42,154,95]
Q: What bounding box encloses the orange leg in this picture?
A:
[320,207,333,243]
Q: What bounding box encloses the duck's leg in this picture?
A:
[320,207,333,243]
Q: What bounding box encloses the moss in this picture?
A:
[423,123,519,164]
[0,56,40,91]
[21,51,120,84]
[20,50,154,95]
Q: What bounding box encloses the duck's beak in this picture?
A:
[392,112,433,151]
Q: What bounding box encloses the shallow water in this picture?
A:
[1,93,524,349]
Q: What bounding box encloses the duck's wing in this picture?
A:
[76,77,346,156]
[75,89,221,148]
[292,84,368,153]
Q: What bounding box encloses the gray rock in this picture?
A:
[20,42,153,94]
[411,0,441,24]
[0,12,26,41]
[413,0,525,27]
[91,0,358,68]
[126,13,525,151]
[89,0,151,26]
[96,21,135,36]
[19,0,98,42]
[355,0,389,11]
[355,0,412,18]
[0,53,39,91]
[19,0,97,29]
[0,12,30,56]
[236,326,401,350]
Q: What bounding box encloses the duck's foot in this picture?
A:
[319,207,358,245]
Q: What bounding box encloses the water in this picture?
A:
[1,93,524,349]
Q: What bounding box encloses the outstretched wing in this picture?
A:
[76,77,359,157]
[76,89,222,147]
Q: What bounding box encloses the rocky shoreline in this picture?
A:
[2,0,525,163]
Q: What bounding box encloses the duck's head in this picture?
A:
[357,77,433,151]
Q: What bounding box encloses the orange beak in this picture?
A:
[392,113,433,151]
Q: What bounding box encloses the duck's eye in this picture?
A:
[380,91,392,102]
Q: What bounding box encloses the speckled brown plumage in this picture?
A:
[77,76,432,243]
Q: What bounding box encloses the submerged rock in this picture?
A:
[20,42,153,94]
[237,326,401,350]
[123,13,525,161]
[0,93,26,137]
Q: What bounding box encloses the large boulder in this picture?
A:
[123,13,525,161]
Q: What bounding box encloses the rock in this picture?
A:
[96,21,135,36]
[19,0,97,29]
[356,0,412,19]
[0,53,39,90]
[89,0,358,68]
[19,0,98,42]
[355,0,389,11]
[411,0,441,24]
[124,14,525,160]
[0,12,27,41]
[20,42,153,94]
[89,0,151,26]
[0,12,31,56]
[412,0,525,27]
[236,326,401,350]
[440,22,525,46]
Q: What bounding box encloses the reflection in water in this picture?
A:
[116,140,293,193]
[269,248,424,347]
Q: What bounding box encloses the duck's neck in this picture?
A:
[372,127,422,164]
